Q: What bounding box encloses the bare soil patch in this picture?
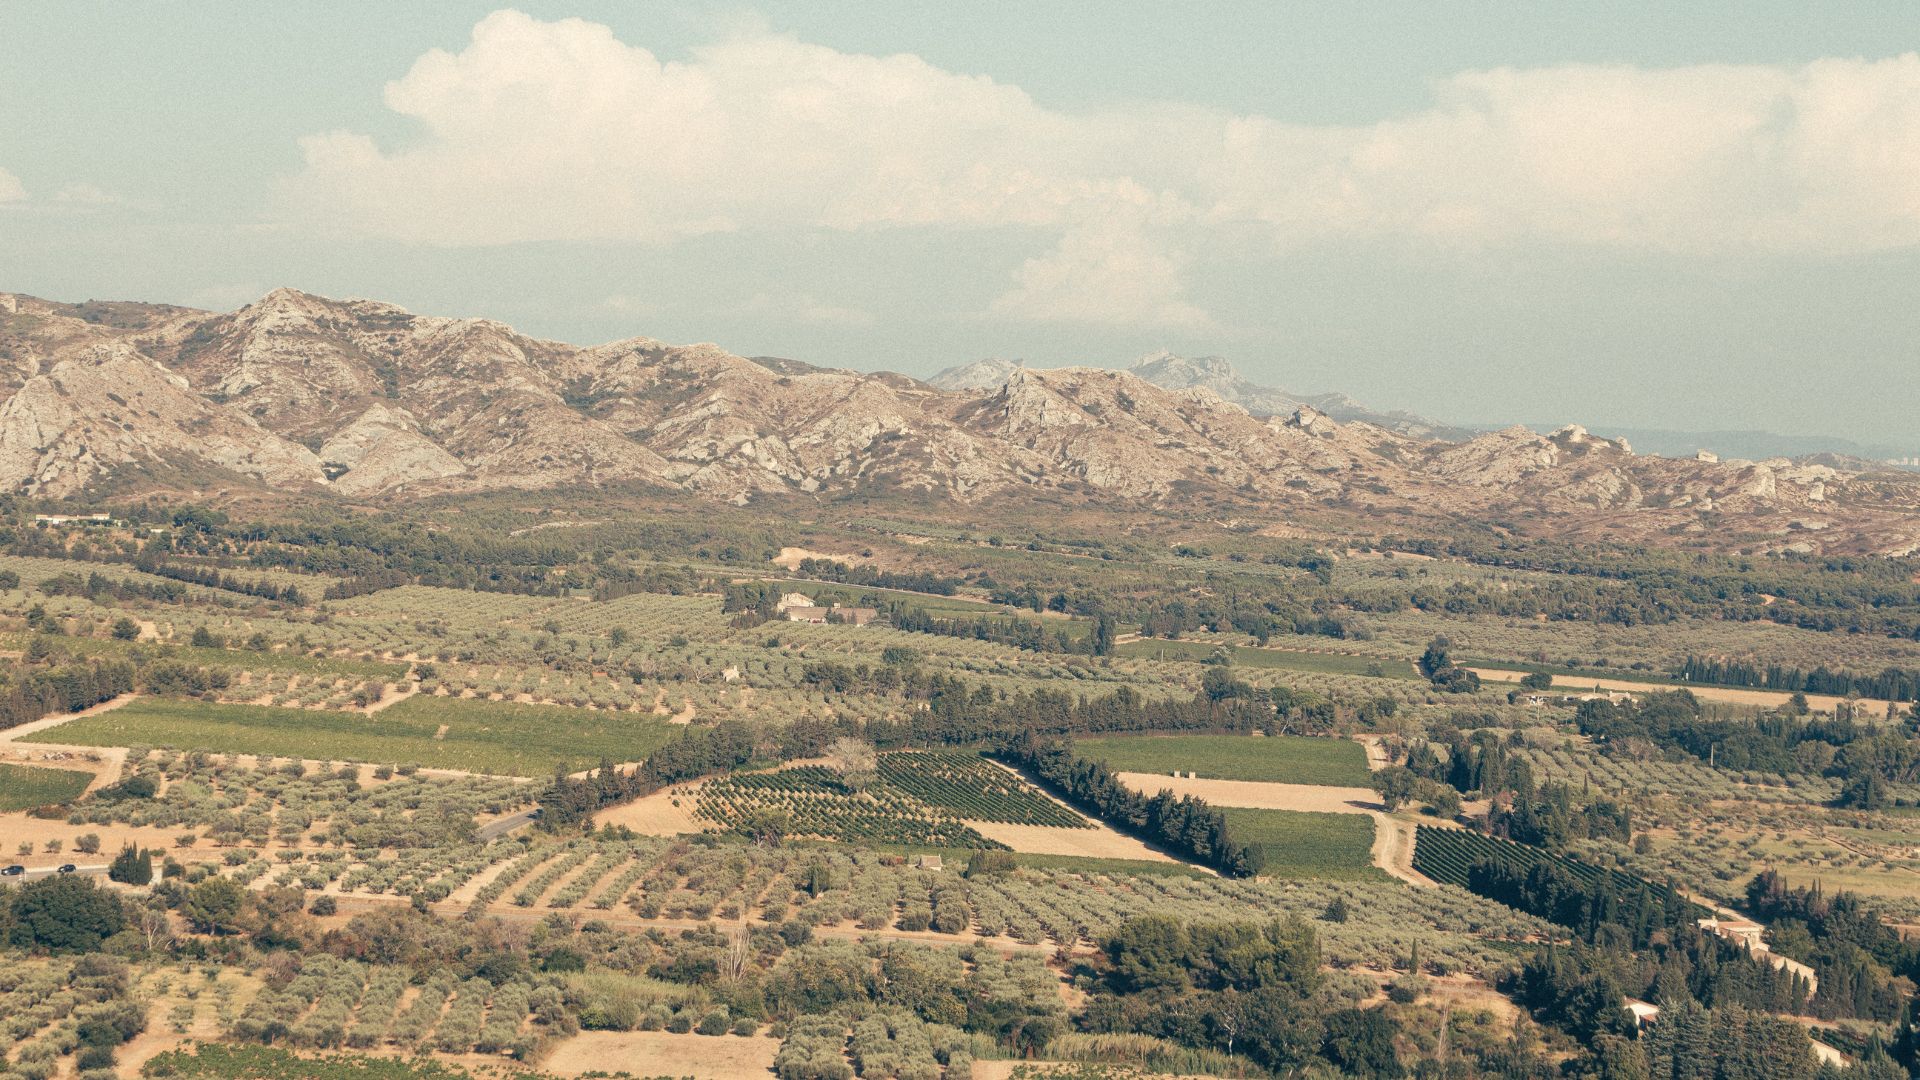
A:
[0,811,223,871]
[543,1029,777,1078]
[1116,773,1379,814]
[121,968,265,1076]
[772,547,867,571]
[597,785,704,836]
[967,819,1178,863]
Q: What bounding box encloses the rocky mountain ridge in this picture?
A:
[1,288,1915,555]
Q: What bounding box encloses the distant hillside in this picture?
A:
[3,287,1918,556]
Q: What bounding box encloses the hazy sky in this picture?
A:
[4,2,1919,439]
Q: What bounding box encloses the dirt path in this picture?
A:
[0,746,121,796]
[0,697,139,796]
[1369,815,1438,888]
[0,693,137,743]
[357,677,419,715]
[1355,735,1391,772]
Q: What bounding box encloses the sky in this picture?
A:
[3,2,1919,442]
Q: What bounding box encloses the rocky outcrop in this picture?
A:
[0,342,325,496]
[318,403,467,495]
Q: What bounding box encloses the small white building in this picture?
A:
[1698,917,1819,994]
[1698,917,1765,949]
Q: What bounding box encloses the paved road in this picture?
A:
[3,863,108,880]
[476,809,539,841]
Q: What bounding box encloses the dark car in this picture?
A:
[528,807,543,819]
[56,864,77,874]
[0,865,22,876]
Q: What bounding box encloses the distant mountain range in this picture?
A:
[1519,426,1920,469]
[933,354,1917,468]
[929,353,1479,440]
[2,287,1916,555]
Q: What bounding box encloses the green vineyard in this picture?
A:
[696,766,1008,849]
[876,751,1090,827]
[1411,825,1701,916]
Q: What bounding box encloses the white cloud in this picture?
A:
[991,219,1209,329]
[286,10,1108,245]
[1198,59,1920,255]
[0,168,25,203]
[284,12,1920,322]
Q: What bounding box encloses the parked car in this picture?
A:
[0,865,23,876]
[56,864,77,874]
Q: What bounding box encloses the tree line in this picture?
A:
[1677,655,1920,703]
[0,655,134,731]
[138,560,307,605]
[1745,869,1920,1023]
[998,733,1254,876]
[1575,691,1920,808]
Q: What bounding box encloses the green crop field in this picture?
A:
[44,696,681,776]
[1219,808,1382,880]
[0,763,93,811]
[1077,733,1372,786]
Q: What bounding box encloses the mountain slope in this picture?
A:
[1,288,1914,555]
